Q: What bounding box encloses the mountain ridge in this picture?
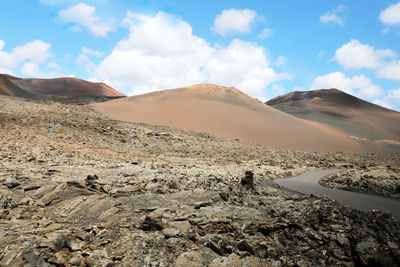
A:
[0,74,125,99]
[266,88,400,147]
[267,88,396,112]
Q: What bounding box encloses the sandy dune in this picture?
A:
[92,84,368,152]
[267,89,400,147]
[0,74,125,99]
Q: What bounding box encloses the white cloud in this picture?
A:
[96,12,214,95]
[376,60,400,81]
[94,11,289,98]
[385,88,400,105]
[20,62,61,78]
[333,39,396,70]
[380,2,400,25]
[0,40,53,74]
[320,5,347,26]
[372,99,393,110]
[205,39,290,97]
[273,56,288,66]
[258,28,273,39]
[271,84,285,97]
[0,40,4,50]
[56,3,114,37]
[0,67,14,75]
[332,39,400,82]
[213,8,257,36]
[310,72,383,99]
[77,47,105,72]
[120,11,150,29]
[46,62,62,70]
[11,40,53,65]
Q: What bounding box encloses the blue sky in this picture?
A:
[1,1,400,110]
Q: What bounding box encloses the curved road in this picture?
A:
[275,169,400,221]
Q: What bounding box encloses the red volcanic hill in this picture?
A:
[0,74,125,99]
[266,89,400,151]
[91,84,371,153]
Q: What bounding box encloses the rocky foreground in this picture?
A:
[1,95,400,266]
[320,167,400,200]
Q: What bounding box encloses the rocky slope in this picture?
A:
[1,95,400,266]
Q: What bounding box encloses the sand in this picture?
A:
[92,84,366,152]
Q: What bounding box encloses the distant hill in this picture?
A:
[0,74,125,99]
[266,89,400,151]
[91,84,371,153]
[0,74,43,99]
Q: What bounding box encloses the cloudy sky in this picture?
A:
[1,0,400,110]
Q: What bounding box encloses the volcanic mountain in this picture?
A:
[0,74,125,99]
[91,84,371,152]
[266,89,400,149]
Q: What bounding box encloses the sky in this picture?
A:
[1,1,400,111]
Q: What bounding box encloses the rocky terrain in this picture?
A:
[1,95,400,266]
[320,166,400,200]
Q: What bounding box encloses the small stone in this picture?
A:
[5,180,20,189]
[36,200,46,207]
[162,228,180,238]
[86,174,98,181]
[139,216,163,231]
[70,256,82,266]
[241,256,269,267]
[146,183,163,193]
[168,220,191,233]
[202,234,236,256]
[241,171,254,189]
[168,180,178,189]
[173,251,203,267]
[238,239,255,254]
[336,233,350,247]
[219,189,230,201]
[388,241,399,249]
[54,251,70,266]
[355,237,379,265]
[20,197,32,205]
[47,233,68,252]
[22,185,41,191]
[209,253,242,267]
[67,239,84,251]
[297,259,312,267]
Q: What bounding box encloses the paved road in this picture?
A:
[275,169,400,221]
